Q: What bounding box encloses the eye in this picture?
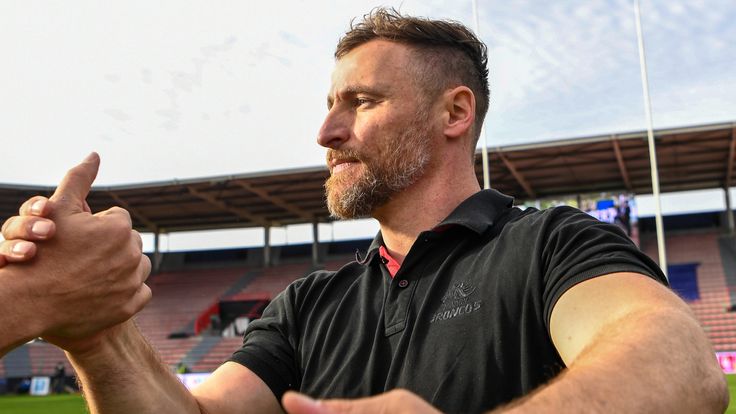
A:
[355,97,374,107]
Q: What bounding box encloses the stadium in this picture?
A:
[2,0,735,412]
[1,121,736,412]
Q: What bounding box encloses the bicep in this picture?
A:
[549,272,688,365]
[192,361,283,414]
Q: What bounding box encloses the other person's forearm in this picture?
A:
[0,269,42,357]
[493,307,728,413]
[66,320,203,414]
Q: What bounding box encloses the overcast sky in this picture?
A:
[3,0,734,187]
[2,1,734,250]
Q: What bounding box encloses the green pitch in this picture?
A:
[0,394,86,414]
[728,374,736,414]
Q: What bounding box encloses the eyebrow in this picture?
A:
[327,84,389,109]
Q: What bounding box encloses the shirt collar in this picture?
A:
[433,189,514,234]
[356,189,514,264]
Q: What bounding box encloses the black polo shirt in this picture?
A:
[229,189,666,413]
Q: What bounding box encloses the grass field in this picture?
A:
[727,374,736,414]
[0,378,735,413]
[0,394,86,414]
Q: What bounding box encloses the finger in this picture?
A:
[139,254,152,283]
[132,230,143,251]
[121,283,152,322]
[19,196,52,217]
[83,200,92,213]
[95,206,132,227]
[135,283,152,311]
[0,255,6,268]
[0,240,37,262]
[283,392,335,414]
[49,152,100,213]
[2,217,56,241]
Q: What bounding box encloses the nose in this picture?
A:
[317,107,351,149]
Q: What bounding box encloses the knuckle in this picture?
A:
[140,284,153,306]
[109,206,132,221]
[109,217,133,238]
[127,244,143,262]
[140,256,152,281]
[1,216,16,235]
[20,196,48,216]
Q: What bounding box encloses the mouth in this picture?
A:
[330,157,360,174]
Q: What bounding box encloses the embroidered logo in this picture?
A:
[430,281,482,324]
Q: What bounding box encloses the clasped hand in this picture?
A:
[0,153,151,353]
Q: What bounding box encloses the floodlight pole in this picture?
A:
[264,225,271,267]
[153,230,162,274]
[472,0,491,189]
[312,220,320,266]
[634,0,668,279]
[725,187,735,235]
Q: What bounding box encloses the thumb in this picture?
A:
[283,392,336,414]
[283,392,384,414]
[50,152,100,213]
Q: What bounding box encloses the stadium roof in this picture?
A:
[1,121,734,233]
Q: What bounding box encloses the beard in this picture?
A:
[324,118,432,220]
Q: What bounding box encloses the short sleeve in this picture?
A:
[228,281,303,401]
[540,207,667,329]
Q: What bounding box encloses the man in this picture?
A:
[0,153,151,358]
[1,9,728,413]
[53,361,66,394]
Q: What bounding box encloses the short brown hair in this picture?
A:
[336,8,490,151]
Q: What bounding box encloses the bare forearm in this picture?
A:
[0,327,34,358]
[0,271,41,357]
[0,313,35,357]
[495,308,728,413]
[67,321,202,414]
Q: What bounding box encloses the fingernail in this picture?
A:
[12,241,33,257]
[31,221,53,237]
[30,199,47,215]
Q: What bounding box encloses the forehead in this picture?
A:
[330,40,416,94]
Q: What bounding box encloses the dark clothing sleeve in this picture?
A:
[538,206,667,329]
[228,280,303,400]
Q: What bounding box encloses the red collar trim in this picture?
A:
[378,245,401,278]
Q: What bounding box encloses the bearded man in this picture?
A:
[0,8,727,414]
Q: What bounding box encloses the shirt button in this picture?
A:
[398,279,409,288]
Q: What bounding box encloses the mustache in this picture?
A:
[326,148,364,164]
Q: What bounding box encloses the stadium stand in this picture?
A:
[136,268,248,337]
[4,225,736,383]
[134,267,252,367]
[641,227,736,352]
[190,337,244,373]
[27,342,66,376]
[235,262,312,299]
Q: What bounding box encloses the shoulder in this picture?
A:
[500,205,605,240]
[280,260,369,303]
[509,205,596,224]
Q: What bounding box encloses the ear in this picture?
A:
[443,86,476,140]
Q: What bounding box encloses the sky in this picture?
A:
[1,0,735,250]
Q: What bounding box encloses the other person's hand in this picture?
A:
[0,197,57,267]
[282,389,443,414]
[3,153,152,353]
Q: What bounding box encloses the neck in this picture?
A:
[373,162,480,264]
